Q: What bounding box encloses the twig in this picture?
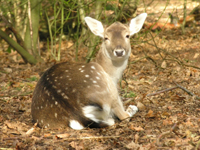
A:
[146,83,200,101]
[146,42,200,70]
[173,82,200,100]
[61,136,120,141]
[24,123,37,136]
[146,86,178,97]
[124,98,134,105]
[156,123,177,146]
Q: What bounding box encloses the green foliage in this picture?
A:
[26,76,38,81]
[0,0,41,64]
[0,0,141,63]
[121,87,137,98]
[6,46,12,53]
[124,91,137,98]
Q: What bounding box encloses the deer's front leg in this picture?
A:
[112,96,138,120]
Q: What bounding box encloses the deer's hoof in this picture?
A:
[126,105,138,117]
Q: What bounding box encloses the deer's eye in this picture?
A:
[126,35,130,38]
[104,37,108,40]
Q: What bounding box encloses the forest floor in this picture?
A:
[0,0,200,149]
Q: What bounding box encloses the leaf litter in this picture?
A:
[0,4,200,150]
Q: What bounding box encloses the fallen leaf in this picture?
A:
[161,61,167,69]
[126,141,140,149]
[146,109,155,118]
[4,68,12,73]
[193,53,199,59]
[69,141,84,150]
[134,133,139,143]
[137,102,146,110]
[163,119,173,126]
[129,124,144,131]
[161,111,171,119]
[56,133,70,139]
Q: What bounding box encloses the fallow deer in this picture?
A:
[31,13,147,130]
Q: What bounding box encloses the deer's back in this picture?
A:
[31,61,117,128]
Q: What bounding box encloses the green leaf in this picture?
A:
[6,46,12,53]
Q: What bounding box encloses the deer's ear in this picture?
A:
[129,13,147,36]
[85,17,104,38]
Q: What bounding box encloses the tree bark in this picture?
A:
[0,29,38,65]
[24,0,41,56]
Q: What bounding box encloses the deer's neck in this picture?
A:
[95,45,128,86]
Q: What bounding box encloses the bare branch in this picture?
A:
[146,86,178,97]
[173,82,200,100]
[156,123,177,146]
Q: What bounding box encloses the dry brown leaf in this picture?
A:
[134,133,139,143]
[126,141,140,149]
[161,61,167,69]
[56,133,70,139]
[69,141,84,150]
[137,101,146,110]
[161,111,171,119]
[146,109,155,118]
[44,134,51,137]
[129,124,144,131]
[163,119,173,126]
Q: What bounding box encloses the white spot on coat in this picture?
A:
[64,95,69,99]
[91,66,95,69]
[96,76,100,80]
[85,75,89,78]
[72,89,76,93]
[97,72,101,76]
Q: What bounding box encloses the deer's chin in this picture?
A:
[110,55,128,61]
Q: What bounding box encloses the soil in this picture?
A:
[0,0,200,149]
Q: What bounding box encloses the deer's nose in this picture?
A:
[114,50,125,57]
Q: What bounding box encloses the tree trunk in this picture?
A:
[24,0,41,57]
